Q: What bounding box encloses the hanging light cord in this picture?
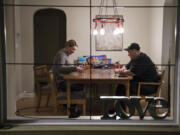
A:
[99,0,105,16]
[99,0,119,16]
[105,0,108,16]
[113,0,119,16]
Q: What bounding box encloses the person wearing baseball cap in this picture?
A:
[124,42,140,51]
[116,42,159,96]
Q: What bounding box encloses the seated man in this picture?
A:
[53,39,84,118]
[116,43,159,96]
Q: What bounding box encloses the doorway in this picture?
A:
[34,8,66,66]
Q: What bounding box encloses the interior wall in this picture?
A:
[13,0,163,6]
[161,7,176,100]
[14,0,90,6]
[162,0,177,116]
[149,7,163,64]
[4,0,16,118]
[15,6,90,96]
[91,7,151,64]
[14,6,23,100]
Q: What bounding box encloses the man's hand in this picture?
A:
[119,69,126,75]
[76,65,85,72]
[120,69,135,76]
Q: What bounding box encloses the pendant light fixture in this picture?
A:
[93,0,124,36]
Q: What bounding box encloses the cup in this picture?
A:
[114,68,119,76]
[119,64,123,69]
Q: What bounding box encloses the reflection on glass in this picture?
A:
[3,0,177,123]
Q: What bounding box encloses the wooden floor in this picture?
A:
[16,95,104,117]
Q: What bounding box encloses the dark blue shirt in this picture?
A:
[126,52,158,82]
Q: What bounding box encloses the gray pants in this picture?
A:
[57,81,84,92]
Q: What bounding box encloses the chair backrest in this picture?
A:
[157,69,165,83]
[156,69,165,97]
[34,65,49,92]
[48,70,58,97]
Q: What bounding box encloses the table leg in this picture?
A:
[66,80,71,116]
[125,80,130,113]
[125,80,130,97]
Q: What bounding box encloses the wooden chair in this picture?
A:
[48,70,86,115]
[137,69,165,97]
[34,65,51,112]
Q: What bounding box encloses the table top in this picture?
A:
[64,69,133,81]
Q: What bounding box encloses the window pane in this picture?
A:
[3,0,178,124]
[90,5,176,121]
[5,4,91,120]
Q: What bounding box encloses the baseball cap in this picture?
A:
[124,43,140,51]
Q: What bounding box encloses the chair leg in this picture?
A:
[82,102,86,116]
[54,104,58,114]
[36,95,41,112]
[52,99,58,114]
[46,95,50,107]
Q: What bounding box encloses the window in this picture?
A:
[0,0,180,126]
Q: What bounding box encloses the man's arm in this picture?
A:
[55,53,77,74]
[120,69,135,76]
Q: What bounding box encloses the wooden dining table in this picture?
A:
[63,68,133,115]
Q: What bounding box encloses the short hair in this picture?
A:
[65,39,78,47]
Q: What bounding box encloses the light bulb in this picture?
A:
[113,29,119,35]
[119,27,124,33]
[100,24,105,35]
[119,23,124,34]
[93,26,98,35]
[100,29,105,35]
[93,30,98,35]
[113,25,120,35]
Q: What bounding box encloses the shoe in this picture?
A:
[101,114,116,120]
[108,109,115,114]
[69,111,81,118]
[63,104,67,109]
[63,104,76,110]
[68,106,81,118]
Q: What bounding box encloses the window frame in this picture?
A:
[0,0,7,127]
[0,0,180,127]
